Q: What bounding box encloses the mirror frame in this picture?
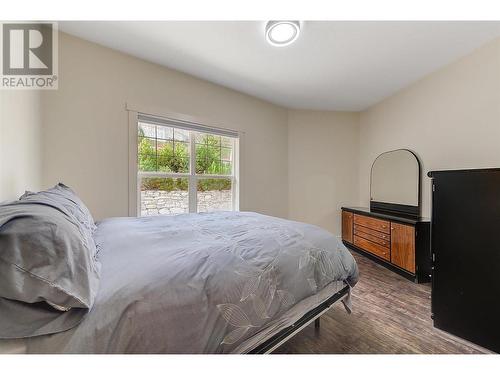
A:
[369,148,422,218]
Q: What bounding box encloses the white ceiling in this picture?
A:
[59,21,500,111]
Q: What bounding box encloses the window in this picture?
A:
[134,114,239,216]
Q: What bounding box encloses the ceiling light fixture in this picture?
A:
[265,21,300,47]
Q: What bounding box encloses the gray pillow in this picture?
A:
[20,183,98,257]
[0,197,100,338]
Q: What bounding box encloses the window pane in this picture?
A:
[221,161,232,175]
[139,125,191,173]
[194,131,234,176]
[174,128,189,142]
[195,155,205,174]
[139,155,157,172]
[157,154,173,173]
[141,177,189,216]
[221,136,233,148]
[194,132,207,144]
[138,137,157,172]
[197,178,232,213]
[156,126,173,140]
[157,140,190,173]
[157,139,172,154]
[174,141,189,156]
[221,147,232,161]
[195,132,221,147]
[138,136,156,154]
[138,122,156,138]
[170,156,189,174]
[195,145,218,174]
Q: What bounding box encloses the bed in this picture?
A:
[0,185,358,354]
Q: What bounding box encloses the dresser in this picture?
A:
[341,207,431,283]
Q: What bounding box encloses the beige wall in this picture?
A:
[358,37,500,217]
[288,110,359,235]
[0,90,42,202]
[41,32,289,220]
[4,32,500,233]
[287,37,500,232]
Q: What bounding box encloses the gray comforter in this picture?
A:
[0,211,358,353]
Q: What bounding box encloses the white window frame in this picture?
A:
[128,108,241,217]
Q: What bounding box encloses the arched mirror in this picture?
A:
[370,149,421,217]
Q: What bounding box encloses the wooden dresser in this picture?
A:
[342,207,431,283]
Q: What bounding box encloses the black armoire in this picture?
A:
[428,168,500,353]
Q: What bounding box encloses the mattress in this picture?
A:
[0,211,358,353]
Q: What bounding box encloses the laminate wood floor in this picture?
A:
[274,252,488,354]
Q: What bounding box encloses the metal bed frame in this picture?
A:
[247,284,350,354]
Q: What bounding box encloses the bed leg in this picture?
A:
[314,317,320,330]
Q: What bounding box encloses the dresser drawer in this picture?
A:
[353,214,390,234]
[353,224,390,240]
[354,228,390,247]
[354,235,390,261]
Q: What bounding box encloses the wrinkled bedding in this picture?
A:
[0,197,100,339]
[0,211,358,353]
